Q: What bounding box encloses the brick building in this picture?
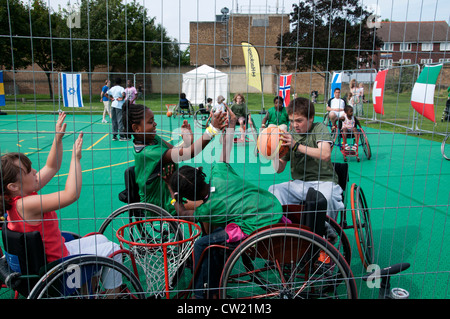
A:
[189,12,290,67]
[375,21,450,68]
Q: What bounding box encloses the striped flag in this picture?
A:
[411,64,442,122]
[330,72,342,98]
[0,71,5,107]
[372,69,388,115]
[279,74,292,107]
[61,73,84,108]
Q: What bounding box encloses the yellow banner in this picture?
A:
[242,42,262,92]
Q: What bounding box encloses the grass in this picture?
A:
[2,91,449,144]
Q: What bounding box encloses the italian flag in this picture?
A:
[411,64,443,123]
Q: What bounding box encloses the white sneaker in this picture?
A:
[102,119,107,123]
[344,144,350,150]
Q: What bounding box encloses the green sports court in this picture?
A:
[1,111,448,299]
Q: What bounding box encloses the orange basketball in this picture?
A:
[257,127,289,160]
[166,111,172,117]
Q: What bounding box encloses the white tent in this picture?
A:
[182,65,229,105]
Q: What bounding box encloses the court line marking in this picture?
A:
[57,159,135,177]
[86,133,108,150]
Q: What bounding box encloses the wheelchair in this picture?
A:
[323,111,371,162]
[194,107,211,129]
[101,161,376,299]
[174,99,194,118]
[0,220,144,299]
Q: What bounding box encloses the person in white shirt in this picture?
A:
[326,88,347,130]
[213,95,227,113]
[106,78,128,141]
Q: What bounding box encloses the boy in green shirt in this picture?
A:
[165,106,283,299]
[261,96,289,132]
[268,97,344,221]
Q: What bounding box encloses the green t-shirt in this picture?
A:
[194,162,283,235]
[266,106,289,126]
[132,135,177,215]
[231,103,247,118]
[281,122,337,184]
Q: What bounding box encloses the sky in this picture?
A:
[50,0,450,46]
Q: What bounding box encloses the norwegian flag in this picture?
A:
[279,74,292,107]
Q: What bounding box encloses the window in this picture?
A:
[252,17,269,27]
[400,43,412,51]
[440,42,450,51]
[439,58,450,63]
[421,43,433,51]
[379,59,393,68]
[382,42,394,51]
[420,58,433,64]
[399,59,411,64]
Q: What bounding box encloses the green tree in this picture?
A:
[0,0,32,70]
[276,0,383,74]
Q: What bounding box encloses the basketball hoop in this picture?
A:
[116,218,201,299]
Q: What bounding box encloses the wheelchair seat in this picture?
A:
[282,187,327,238]
[1,222,45,276]
[119,166,140,204]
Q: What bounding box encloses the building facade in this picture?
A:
[375,21,450,68]
[189,12,290,67]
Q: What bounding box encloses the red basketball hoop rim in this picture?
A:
[116,218,201,248]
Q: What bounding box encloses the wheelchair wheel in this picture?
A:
[28,255,144,299]
[194,109,210,129]
[219,226,357,299]
[98,203,186,292]
[350,183,374,269]
[359,127,371,160]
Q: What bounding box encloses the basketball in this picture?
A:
[166,111,172,117]
[257,127,289,160]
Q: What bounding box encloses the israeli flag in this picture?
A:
[330,72,342,98]
[61,73,84,107]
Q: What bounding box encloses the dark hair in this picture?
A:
[344,105,353,114]
[122,100,149,137]
[286,97,315,119]
[274,96,284,103]
[114,77,122,85]
[0,153,32,215]
[170,166,207,202]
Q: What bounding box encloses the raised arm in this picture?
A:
[164,111,227,163]
[36,112,67,190]
[17,133,84,222]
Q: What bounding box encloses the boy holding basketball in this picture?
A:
[268,97,344,222]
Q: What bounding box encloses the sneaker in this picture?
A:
[344,144,350,150]
[101,119,107,123]
[119,137,130,141]
[352,144,357,150]
[112,136,118,141]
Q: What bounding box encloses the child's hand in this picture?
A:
[160,164,175,185]
[181,120,194,145]
[73,132,83,160]
[280,132,294,148]
[55,112,67,140]
[210,110,227,131]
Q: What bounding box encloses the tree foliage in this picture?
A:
[0,0,188,74]
[276,0,383,73]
